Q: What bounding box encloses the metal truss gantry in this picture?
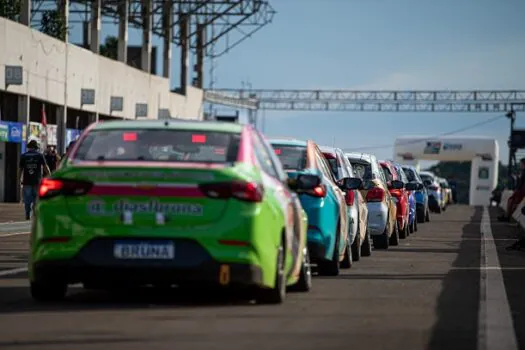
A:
[204,89,525,112]
[29,0,275,58]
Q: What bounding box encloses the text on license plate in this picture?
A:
[113,241,175,260]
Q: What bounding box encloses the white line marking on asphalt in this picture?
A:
[0,232,29,238]
[478,206,518,350]
[0,267,28,277]
[0,221,29,226]
[453,266,525,271]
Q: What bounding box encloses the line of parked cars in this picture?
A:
[28,121,453,305]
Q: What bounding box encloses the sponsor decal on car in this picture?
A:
[87,199,204,216]
[76,170,215,181]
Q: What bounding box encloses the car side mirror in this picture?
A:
[405,182,419,191]
[423,180,432,187]
[390,180,404,190]
[417,183,424,190]
[339,177,363,191]
[289,174,321,191]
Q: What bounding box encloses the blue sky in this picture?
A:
[71,0,525,168]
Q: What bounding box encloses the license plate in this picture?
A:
[113,240,175,260]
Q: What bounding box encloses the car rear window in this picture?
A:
[272,145,307,170]
[349,159,372,180]
[403,168,416,181]
[420,174,434,183]
[73,129,240,163]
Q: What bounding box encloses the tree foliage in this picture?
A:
[100,36,119,60]
[0,0,21,21]
[40,10,67,41]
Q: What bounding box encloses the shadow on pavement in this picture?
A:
[489,206,525,349]
[427,206,482,350]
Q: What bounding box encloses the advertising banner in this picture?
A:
[0,122,8,142]
[0,121,24,143]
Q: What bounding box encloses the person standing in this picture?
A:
[19,140,51,220]
[44,146,61,173]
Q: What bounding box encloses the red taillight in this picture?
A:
[199,181,264,202]
[38,178,93,199]
[304,185,327,198]
[428,185,439,191]
[345,190,355,206]
[366,187,385,202]
[390,189,402,197]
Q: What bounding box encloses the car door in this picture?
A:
[313,146,348,257]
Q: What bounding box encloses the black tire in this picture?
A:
[361,223,372,257]
[409,219,415,234]
[351,225,361,262]
[435,206,442,214]
[340,236,353,269]
[289,247,312,292]
[373,222,390,249]
[417,210,425,223]
[425,209,430,222]
[399,221,407,239]
[414,217,418,232]
[442,204,447,212]
[257,238,286,304]
[389,222,400,246]
[318,223,341,276]
[30,281,67,302]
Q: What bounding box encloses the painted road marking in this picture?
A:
[0,267,28,277]
[0,232,29,238]
[453,266,525,271]
[478,206,518,350]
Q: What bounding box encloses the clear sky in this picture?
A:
[76,0,525,168]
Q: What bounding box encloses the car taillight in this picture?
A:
[366,187,385,202]
[345,190,355,206]
[304,184,327,198]
[428,185,439,191]
[390,189,402,197]
[38,178,93,199]
[199,181,264,202]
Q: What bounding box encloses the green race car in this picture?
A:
[29,120,318,304]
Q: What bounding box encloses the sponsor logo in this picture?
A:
[443,143,462,151]
[423,141,441,154]
[87,199,203,216]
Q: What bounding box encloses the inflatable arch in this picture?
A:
[393,136,499,206]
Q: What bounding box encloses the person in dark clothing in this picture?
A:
[19,140,51,220]
[498,158,525,221]
[44,146,61,172]
[61,140,76,159]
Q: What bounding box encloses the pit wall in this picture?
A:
[0,17,203,119]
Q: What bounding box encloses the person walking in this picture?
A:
[44,145,61,173]
[19,140,50,220]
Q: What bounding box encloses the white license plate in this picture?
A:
[113,241,175,260]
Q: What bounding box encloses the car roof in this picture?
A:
[91,119,245,133]
[267,138,308,147]
[419,171,435,176]
[345,152,373,163]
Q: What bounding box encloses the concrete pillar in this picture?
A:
[118,0,129,63]
[90,0,101,53]
[162,0,173,80]
[179,14,190,94]
[20,0,31,26]
[141,0,152,73]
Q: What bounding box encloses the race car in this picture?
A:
[29,120,317,304]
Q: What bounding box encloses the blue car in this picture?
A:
[269,138,361,276]
[402,165,430,224]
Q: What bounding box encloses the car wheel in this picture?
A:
[409,219,415,233]
[351,224,361,262]
[373,222,390,250]
[399,221,407,239]
[361,223,372,257]
[425,208,430,222]
[414,217,418,232]
[389,222,400,246]
[289,247,312,292]
[257,238,286,304]
[30,280,67,302]
[318,222,341,276]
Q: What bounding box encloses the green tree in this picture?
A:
[40,9,67,41]
[100,36,119,59]
[0,0,21,21]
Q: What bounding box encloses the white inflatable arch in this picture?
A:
[393,136,499,206]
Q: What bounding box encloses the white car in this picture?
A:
[419,171,445,213]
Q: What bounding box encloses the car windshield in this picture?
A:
[272,145,307,170]
[349,160,372,180]
[73,129,240,163]
[403,167,417,182]
[325,156,339,178]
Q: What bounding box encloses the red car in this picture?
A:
[379,160,410,239]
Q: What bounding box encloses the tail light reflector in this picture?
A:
[366,187,385,202]
[345,190,355,206]
[39,178,93,199]
[390,189,402,198]
[199,181,264,202]
[304,185,327,198]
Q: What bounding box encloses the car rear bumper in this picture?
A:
[30,237,265,288]
[366,202,388,236]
